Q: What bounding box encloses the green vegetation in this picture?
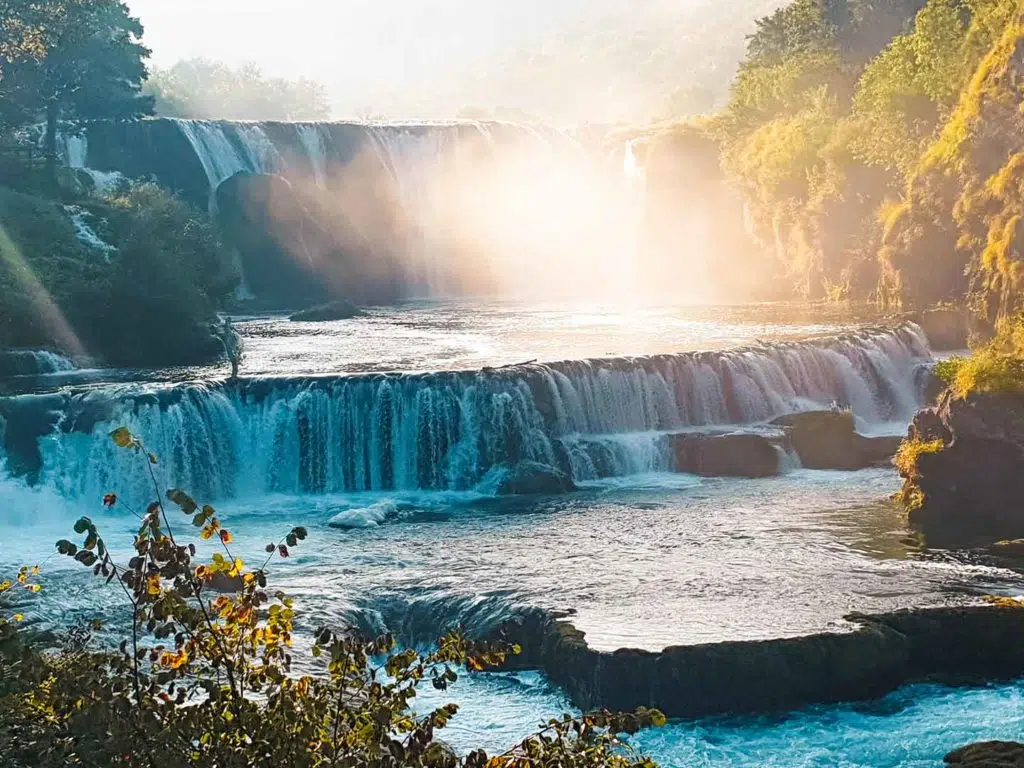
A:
[0,429,664,766]
[145,59,331,121]
[0,0,152,184]
[647,0,1024,312]
[931,313,1024,398]
[0,183,236,366]
[894,437,944,510]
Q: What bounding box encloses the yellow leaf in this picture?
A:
[147,575,162,596]
[13,613,23,622]
[109,427,135,448]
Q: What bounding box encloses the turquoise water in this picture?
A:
[633,683,1024,767]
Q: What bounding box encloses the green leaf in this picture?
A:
[73,517,92,534]
[74,550,98,567]
[166,489,198,515]
[56,539,78,556]
[148,452,158,465]
[293,526,308,541]
[285,533,298,547]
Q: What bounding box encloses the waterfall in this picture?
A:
[295,123,329,188]
[0,325,931,506]
[175,120,280,189]
[63,205,116,260]
[57,133,123,195]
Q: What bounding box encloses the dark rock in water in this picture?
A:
[290,300,364,322]
[991,539,1024,558]
[669,432,780,477]
[500,606,1024,719]
[492,461,577,495]
[899,391,1024,545]
[771,410,899,470]
[946,741,1024,766]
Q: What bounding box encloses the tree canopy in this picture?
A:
[145,59,332,122]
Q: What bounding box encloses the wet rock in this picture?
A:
[500,606,1024,719]
[490,461,577,495]
[991,539,1024,558]
[899,391,1024,545]
[669,432,780,477]
[290,299,364,322]
[771,411,899,470]
[946,741,1024,766]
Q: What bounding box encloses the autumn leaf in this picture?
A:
[219,530,232,544]
[103,493,117,507]
[109,427,135,448]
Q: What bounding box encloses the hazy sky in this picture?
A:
[124,0,778,121]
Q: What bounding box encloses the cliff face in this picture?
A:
[882,6,1024,321]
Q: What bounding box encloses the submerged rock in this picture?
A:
[898,391,1024,545]
[290,300,364,322]
[501,605,1024,719]
[484,461,577,496]
[946,741,1024,766]
[669,432,780,477]
[771,410,900,470]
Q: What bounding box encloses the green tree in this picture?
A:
[0,0,152,185]
[145,59,331,121]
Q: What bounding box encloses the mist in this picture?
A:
[126,0,786,124]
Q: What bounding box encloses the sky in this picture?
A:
[123,0,782,122]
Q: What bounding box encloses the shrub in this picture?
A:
[0,427,664,767]
[894,437,945,510]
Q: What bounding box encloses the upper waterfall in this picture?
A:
[77,118,643,304]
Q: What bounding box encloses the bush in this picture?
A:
[894,437,944,510]
[0,428,664,767]
[936,313,1024,398]
[0,183,237,366]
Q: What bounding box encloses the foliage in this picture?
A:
[894,436,945,509]
[0,0,152,178]
[0,428,665,767]
[0,183,236,365]
[145,59,331,121]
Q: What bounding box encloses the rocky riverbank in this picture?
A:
[898,389,1024,546]
[501,606,1024,718]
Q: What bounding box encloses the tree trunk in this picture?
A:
[45,100,59,194]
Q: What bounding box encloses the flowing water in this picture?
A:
[2,301,1022,762]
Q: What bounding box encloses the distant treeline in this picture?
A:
[145,59,332,122]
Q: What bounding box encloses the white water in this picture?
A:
[59,134,124,195]
[5,324,931,507]
[0,349,76,376]
[63,205,116,260]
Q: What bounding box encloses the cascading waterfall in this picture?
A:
[0,350,77,377]
[0,325,931,506]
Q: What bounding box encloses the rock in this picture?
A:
[500,605,1024,719]
[669,432,780,477]
[946,742,1024,766]
[899,391,1024,545]
[771,410,900,470]
[991,539,1024,558]
[488,461,577,495]
[290,299,364,322]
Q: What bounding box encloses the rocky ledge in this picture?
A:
[501,606,1024,719]
[899,390,1024,546]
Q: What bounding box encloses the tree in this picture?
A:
[0,0,153,184]
[145,59,331,121]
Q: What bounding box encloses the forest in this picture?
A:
[659,0,1024,322]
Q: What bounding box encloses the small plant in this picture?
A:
[0,427,664,767]
[894,437,945,510]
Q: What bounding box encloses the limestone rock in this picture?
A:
[669,432,780,477]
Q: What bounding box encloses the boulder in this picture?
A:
[899,391,1024,545]
[290,299,364,322]
[946,742,1024,766]
[669,433,780,477]
[771,410,900,470]
[491,461,577,496]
